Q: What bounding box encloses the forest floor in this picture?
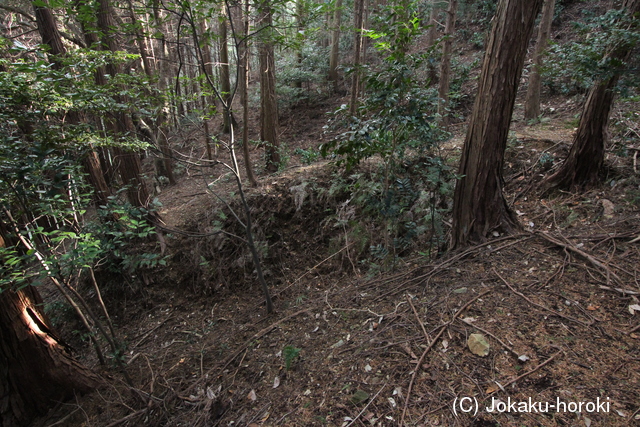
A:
[33,87,640,427]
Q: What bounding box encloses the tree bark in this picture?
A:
[240,0,258,186]
[33,3,65,59]
[360,0,370,95]
[545,0,640,190]
[198,19,216,160]
[426,0,439,47]
[126,0,154,78]
[451,0,543,248]
[258,0,280,172]
[0,286,102,426]
[426,0,440,84]
[33,1,113,207]
[219,14,232,133]
[328,0,342,93]
[437,0,457,130]
[349,0,365,115]
[95,0,152,207]
[524,0,555,120]
[295,0,305,89]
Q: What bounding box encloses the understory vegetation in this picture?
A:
[1,0,639,425]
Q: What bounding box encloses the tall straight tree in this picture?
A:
[349,0,365,115]
[198,18,217,160]
[239,0,258,186]
[258,0,280,172]
[33,2,112,206]
[437,0,457,130]
[451,0,543,248]
[95,0,151,207]
[426,0,439,47]
[524,0,555,120]
[328,0,342,93]
[219,12,232,133]
[126,0,153,77]
[546,0,640,190]
[295,0,305,88]
[426,0,440,84]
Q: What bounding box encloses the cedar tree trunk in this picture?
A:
[0,286,101,426]
[349,0,364,115]
[451,0,543,248]
[96,0,152,206]
[34,2,113,207]
[220,14,232,133]
[258,1,280,172]
[545,0,640,190]
[437,0,458,130]
[524,0,555,120]
[328,0,343,92]
[240,0,258,186]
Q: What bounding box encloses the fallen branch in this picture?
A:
[371,234,530,295]
[400,290,491,426]
[399,325,446,426]
[132,309,175,349]
[495,269,592,327]
[599,285,639,296]
[45,408,81,427]
[537,231,623,286]
[407,294,430,345]
[488,350,563,394]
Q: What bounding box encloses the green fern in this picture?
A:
[283,345,301,371]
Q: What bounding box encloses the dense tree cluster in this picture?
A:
[0,0,638,423]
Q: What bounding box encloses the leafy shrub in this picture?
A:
[294,147,321,165]
[319,0,456,269]
[542,8,640,95]
[0,48,162,293]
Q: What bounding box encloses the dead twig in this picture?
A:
[599,285,639,296]
[104,408,147,427]
[184,309,311,396]
[400,325,447,426]
[45,408,81,427]
[273,242,355,298]
[488,350,563,394]
[345,384,386,427]
[537,231,623,286]
[370,234,530,293]
[495,269,592,327]
[132,309,175,349]
[400,290,491,426]
[229,349,248,388]
[407,294,430,345]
